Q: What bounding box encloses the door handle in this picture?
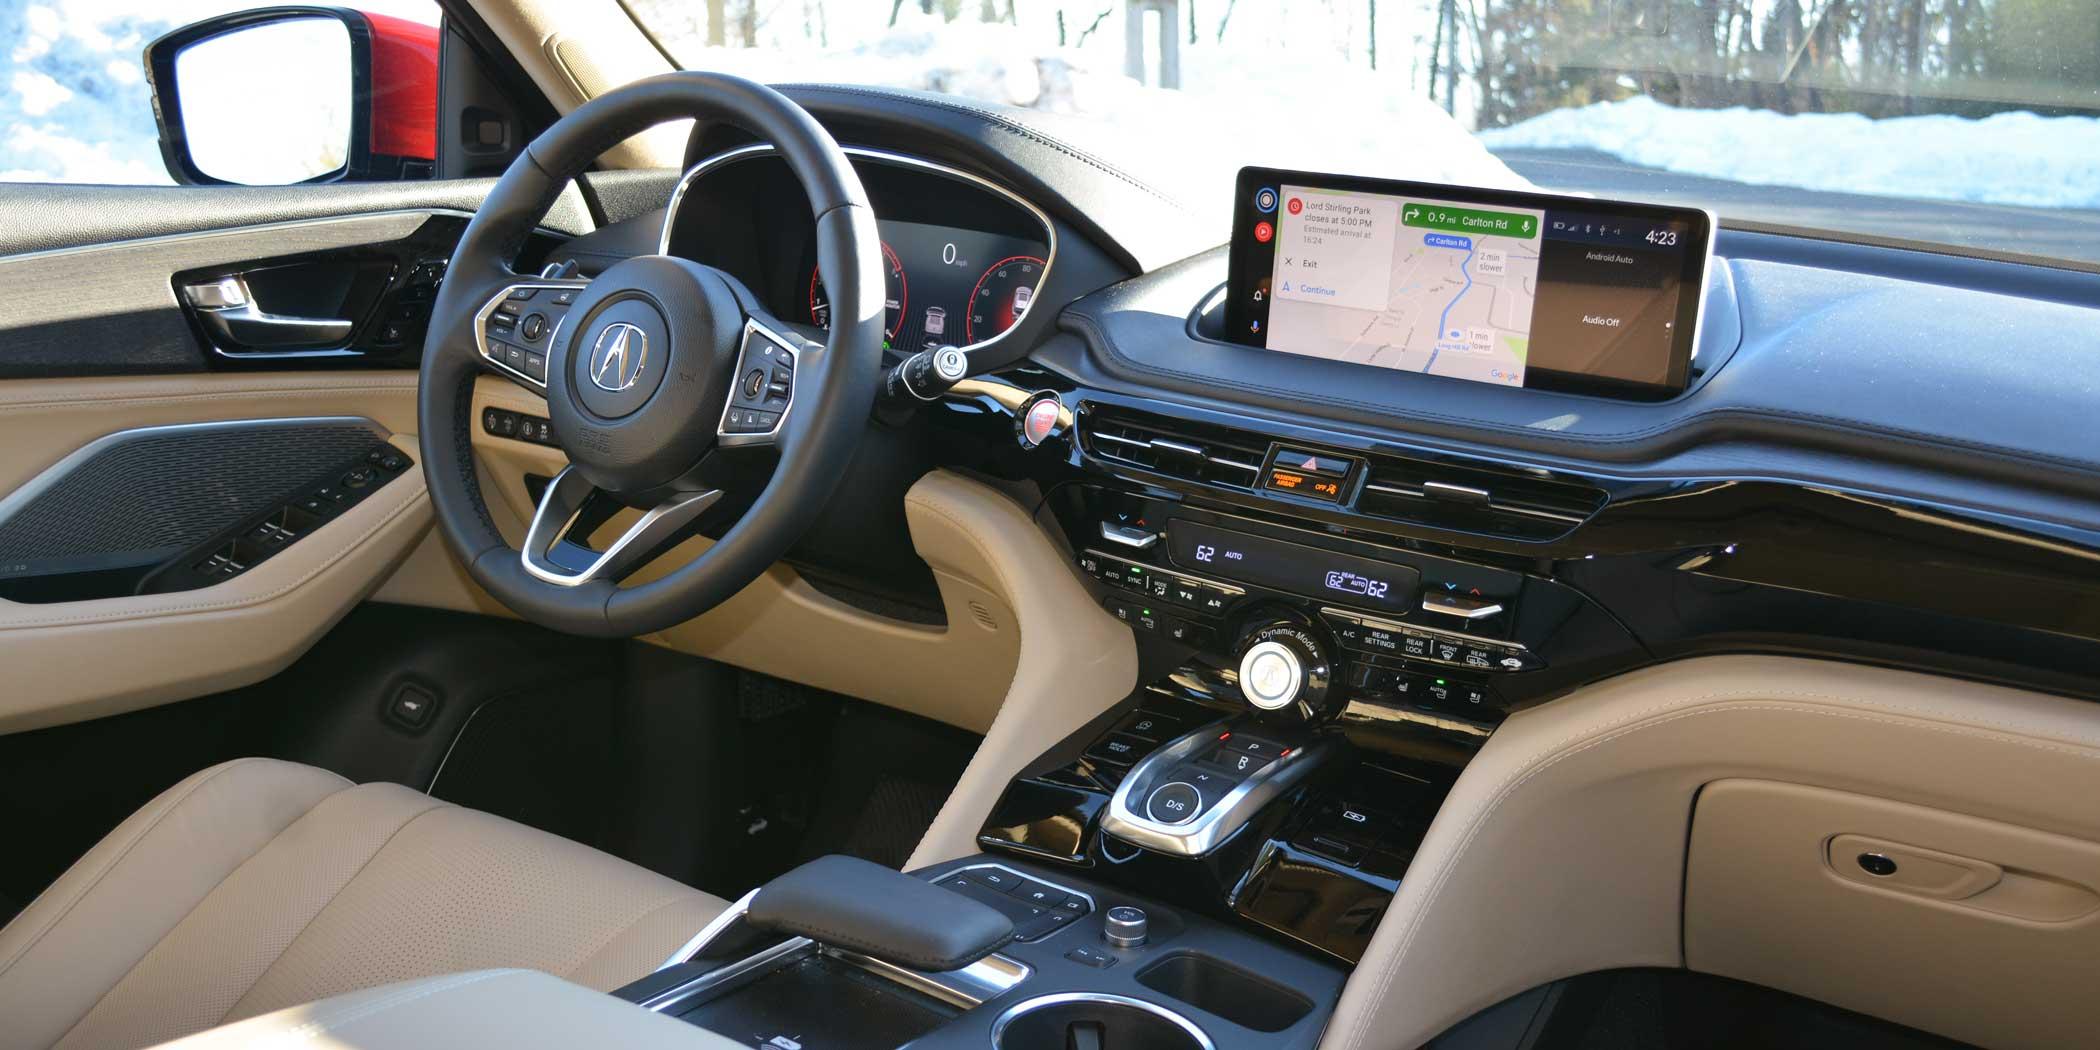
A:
[183,277,353,352]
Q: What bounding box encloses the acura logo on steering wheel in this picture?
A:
[587,323,649,392]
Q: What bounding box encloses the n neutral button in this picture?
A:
[1146,782,1204,824]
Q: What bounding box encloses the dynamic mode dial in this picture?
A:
[1235,620,1331,716]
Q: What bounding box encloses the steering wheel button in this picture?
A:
[742,369,767,399]
[494,299,523,318]
[520,313,548,341]
[506,287,537,301]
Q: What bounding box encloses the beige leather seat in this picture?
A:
[0,758,729,1050]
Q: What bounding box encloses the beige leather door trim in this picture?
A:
[0,374,428,733]
[1321,655,2100,1050]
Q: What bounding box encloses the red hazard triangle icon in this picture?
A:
[1297,455,1321,471]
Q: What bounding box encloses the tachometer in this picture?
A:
[964,255,1046,344]
[809,241,906,342]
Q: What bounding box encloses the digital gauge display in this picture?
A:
[806,218,1047,352]
[809,241,906,340]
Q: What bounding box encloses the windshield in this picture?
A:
[625,1,2100,268]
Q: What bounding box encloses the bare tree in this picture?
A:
[737,0,758,46]
[1367,0,1377,71]
[1074,5,1115,46]
[1427,0,1447,102]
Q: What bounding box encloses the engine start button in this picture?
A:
[1020,395,1062,446]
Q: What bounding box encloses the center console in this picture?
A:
[620,856,1343,1050]
[957,459,1649,967]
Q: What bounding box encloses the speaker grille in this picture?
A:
[0,420,383,569]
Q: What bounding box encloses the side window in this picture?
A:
[0,1,440,186]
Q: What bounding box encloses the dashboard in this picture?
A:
[661,146,1054,355]
[617,91,2100,1034]
[644,91,2100,720]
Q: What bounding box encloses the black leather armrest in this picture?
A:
[745,855,1014,971]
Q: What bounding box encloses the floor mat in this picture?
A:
[1540,970,1977,1050]
[425,660,981,900]
[831,776,951,870]
[715,673,979,892]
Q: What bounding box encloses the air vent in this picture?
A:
[1081,409,1267,490]
[1358,455,1605,541]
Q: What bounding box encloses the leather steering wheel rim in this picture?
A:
[416,72,885,638]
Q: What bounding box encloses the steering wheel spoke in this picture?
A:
[520,467,722,587]
[475,277,593,392]
[715,318,806,448]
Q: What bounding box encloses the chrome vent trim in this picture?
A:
[1359,458,1604,539]
[1081,410,1266,490]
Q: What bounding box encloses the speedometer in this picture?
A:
[809,241,907,341]
[965,255,1046,344]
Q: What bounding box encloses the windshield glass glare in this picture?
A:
[627,0,2100,267]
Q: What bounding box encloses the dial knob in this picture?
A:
[1234,622,1331,716]
[1103,906,1149,948]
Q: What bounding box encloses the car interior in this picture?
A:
[1,3,2097,1050]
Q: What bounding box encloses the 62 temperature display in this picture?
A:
[1323,571,1392,601]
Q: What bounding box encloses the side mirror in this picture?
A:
[144,6,438,186]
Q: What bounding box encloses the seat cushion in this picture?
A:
[147,970,746,1050]
[0,758,728,1050]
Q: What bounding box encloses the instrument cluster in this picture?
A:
[661,146,1053,354]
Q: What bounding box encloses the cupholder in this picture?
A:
[992,993,1212,1050]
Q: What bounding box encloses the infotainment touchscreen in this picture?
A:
[1225,167,1713,399]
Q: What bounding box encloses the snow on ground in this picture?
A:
[0,0,1519,203]
[1481,96,2100,211]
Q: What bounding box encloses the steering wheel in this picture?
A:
[417,72,885,638]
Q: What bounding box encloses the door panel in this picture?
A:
[0,374,427,733]
[0,180,590,257]
[0,211,445,377]
[0,177,577,731]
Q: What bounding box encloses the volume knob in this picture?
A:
[1103,906,1149,948]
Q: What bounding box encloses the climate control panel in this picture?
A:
[1052,486,1607,725]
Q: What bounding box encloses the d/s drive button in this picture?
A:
[1145,781,1204,824]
